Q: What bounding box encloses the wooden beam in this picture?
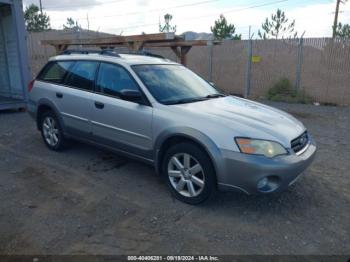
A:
[41,32,177,47]
[145,40,221,48]
[41,32,221,64]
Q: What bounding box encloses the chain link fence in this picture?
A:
[28,33,350,105]
[184,38,350,105]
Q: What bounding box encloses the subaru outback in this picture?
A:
[27,51,316,204]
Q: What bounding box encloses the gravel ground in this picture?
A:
[0,102,349,255]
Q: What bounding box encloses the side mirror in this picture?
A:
[120,89,142,102]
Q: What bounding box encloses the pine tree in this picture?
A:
[335,22,350,39]
[24,4,50,32]
[258,9,297,39]
[63,18,82,32]
[211,14,241,40]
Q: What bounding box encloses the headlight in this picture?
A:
[235,138,287,158]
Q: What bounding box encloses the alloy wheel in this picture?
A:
[42,116,59,147]
[167,153,205,197]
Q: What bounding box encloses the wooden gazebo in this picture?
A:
[41,33,220,66]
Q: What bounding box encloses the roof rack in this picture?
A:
[61,49,121,57]
[108,50,165,59]
[61,49,165,59]
[140,51,165,59]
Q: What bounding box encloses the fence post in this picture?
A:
[295,37,304,90]
[244,39,252,98]
[207,40,213,82]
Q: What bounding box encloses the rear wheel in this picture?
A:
[162,142,216,204]
[40,111,65,150]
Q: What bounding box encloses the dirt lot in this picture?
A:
[0,102,349,255]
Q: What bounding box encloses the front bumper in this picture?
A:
[217,138,317,194]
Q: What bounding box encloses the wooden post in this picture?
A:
[171,46,180,62]
[127,41,144,52]
[54,44,68,54]
[180,46,191,66]
[171,46,191,65]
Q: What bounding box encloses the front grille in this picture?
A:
[291,131,309,154]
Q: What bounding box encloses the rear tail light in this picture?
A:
[28,79,35,92]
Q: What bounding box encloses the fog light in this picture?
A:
[256,176,280,193]
[257,177,268,189]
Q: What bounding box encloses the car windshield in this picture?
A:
[132,64,222,105]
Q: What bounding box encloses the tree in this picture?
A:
[334,22,350,39]
[332,0,348,38]
[210,14,241,40]
[63,17,82,31]
[24,4,50,32]
[258,9,297,39]
[159,13,176,33]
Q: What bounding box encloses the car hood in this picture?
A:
[174,96,305,146]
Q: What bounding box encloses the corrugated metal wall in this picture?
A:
[0,4,22,99]
[0,7,11,98]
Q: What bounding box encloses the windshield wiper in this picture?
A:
[205,93,226,99]
[163,97,209,105]
[164,94,226,105]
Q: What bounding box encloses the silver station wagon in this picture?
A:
[28,50,316,204]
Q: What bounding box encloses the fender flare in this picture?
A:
[153,127,224,177]
[36,98,65,132]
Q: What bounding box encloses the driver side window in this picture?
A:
[96,63,139,98]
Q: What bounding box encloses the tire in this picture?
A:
[40,110,66,151]
[162,142,216,204]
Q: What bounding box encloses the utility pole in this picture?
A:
[39,0,43,15]
[332,0,348,38]
[333,0,341,38]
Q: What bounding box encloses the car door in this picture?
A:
[59,60,98,137]
[91,62,153,160]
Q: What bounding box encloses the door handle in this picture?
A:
[94,101,104,109]
[56,92,63,98]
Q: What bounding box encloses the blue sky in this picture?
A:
[24,0,350,38]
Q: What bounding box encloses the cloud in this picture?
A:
[23,0,100,11]
[33,0,350,38]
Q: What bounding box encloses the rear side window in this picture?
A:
[38,61,73,84]
[64,61,98,91]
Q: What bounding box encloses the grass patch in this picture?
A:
[267,78,312,104]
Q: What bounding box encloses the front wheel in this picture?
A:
[162,142,216,204]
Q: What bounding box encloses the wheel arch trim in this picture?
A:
[154,127,224,180]
[36,98,65,132]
